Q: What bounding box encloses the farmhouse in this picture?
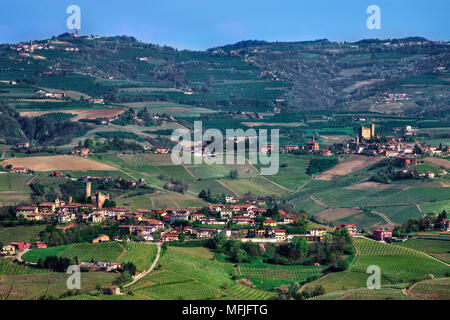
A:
[51,171,63,177]
[281,144,300,153]
[272,229,287,241]
[71,148,90,157]
[35,241,47,248]
[226,194,238,203]
[16,142,30,148]
[1,245,16,255]
[102,286,120,295]
[12,167,30,174]
[38,202,56,214]
[161,232,181,242]
[441,219,450,231]
[16,205,38,219]
[372,229,392,241]
[155,147,171,154]
[232,217,255,225]
[334,223,357,236]
[10,242,31,251]
[92,234,110,243]
[263,219,277,227]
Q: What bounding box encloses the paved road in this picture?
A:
[124,242,161,288]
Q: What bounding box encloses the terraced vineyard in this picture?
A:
[352,238,449,283]
[0,173,32,205]
[408,277,450,299]
[237,263,325,290]
[126,247,275,300]
[311,287,417,300]
[0,258,48,275]
[0,173,31,193]
[396,239,450,264]
[223,283,275,300]
[0,225,47,245]
[118,242,157,272]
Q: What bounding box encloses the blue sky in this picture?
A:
[1,0,449,49]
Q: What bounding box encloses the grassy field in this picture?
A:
[420,200,450,214]
[220,177,288,197]
[261,155,310,190]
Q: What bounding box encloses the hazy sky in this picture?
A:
[1,0,449,49]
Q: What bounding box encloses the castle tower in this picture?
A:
[68,196,73,204]
[371,123,376,139]
[356,135,360,144]
[85,182,92,199]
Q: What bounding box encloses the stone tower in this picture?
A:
[85,182,92,199]
[371,123,376,138]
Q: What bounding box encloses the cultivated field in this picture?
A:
[118,242,157,272]
[0,225,47,246]
[314,207,364,224]
[304,237,450,296]
[396,239,450,264]
[317,155,382,181]
[407,277,450,300]
[424,157,450,169]
[20,108,126,121]
[237,263,324,290]
[125,247,275,300]
[0,173,32,206]
[1,155,118,171]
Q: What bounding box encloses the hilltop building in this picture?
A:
[306,136,320,152]
[359,123,376,141]
[85,182,110,208]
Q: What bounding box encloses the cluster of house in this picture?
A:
[13,190,361,244]
[280,136,331,156]
[1,241,47,256]
[280,123,448,162]
[36,89,65,99]
[79,261,122,272]
[71,147,91,157]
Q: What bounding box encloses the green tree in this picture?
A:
[290,236,309,257]
[233,248,249,263]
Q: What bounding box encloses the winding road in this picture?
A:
[124,242,161,288]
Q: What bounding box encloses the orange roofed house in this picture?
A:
[155,147,171,154]
[71,148,90,157]
[92,234,110,243]
[334,223,357,236]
